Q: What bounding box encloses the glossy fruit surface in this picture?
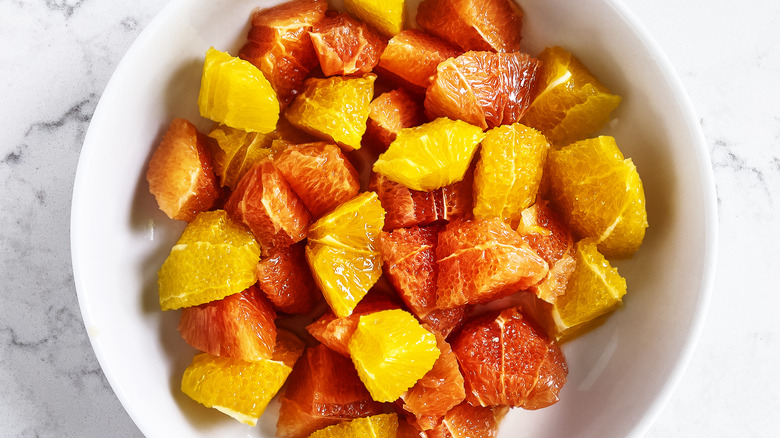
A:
[306,192,386,317]
[198,47,279,133]
[473,123,549,227]
[365,89,427,151]
[427,402,508,438]
[147,118,221,222]
[206,124,276,190]
[277,344,384,438]
[309,12,387,76]
[158,210,261,310]
[522,46,621,146]
[286,74,376,151]
[425,51,540,129]
[372,117,484,191]
[274,141,360,218]
[547,136,648,257]
[180,329,304,426]
[349,309,440,402]
[255,242,319,314]
[345,0,405,37]
[308,413,399,438]
[224,160,312,253]
[376,29,461,93]
[238,0,327,106]
[436,218,548,308]
[451,307,567,409]
[416,0,524,52]
[178,285,276,361]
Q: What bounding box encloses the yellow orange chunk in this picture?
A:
[308,413,399,438]
[345,0,405,37]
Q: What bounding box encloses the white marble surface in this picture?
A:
[0,0,777,436]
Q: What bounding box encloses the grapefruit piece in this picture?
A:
[158,210,261,310]
[547,136,648,257]
[308,413,399,438]
[178,285,276,361]
[473,123,550,227]
[277,344,384,438]
[306,294,400,356]
[366,89,427,151]
[224,159,312,253]
[274,141,360,218]
[372,117,485,191]
[416,0,524,52]
[349,309,440,402]
[286,74,376,151]
[522,46,622,146]
[427,402,508,438]
[255,242,320,314]
[198,47,279,133]
[180,329,304,426]
[309,12,387,77]
[451,307,568,409]
[345,0,405,37]
[402,332,465,430]
[419,306,468,339]
[146,118,221,222]
[425,51,541,130]
[550,238,627,338]
[516,201,576,303]
[238,0,327,107]
[376,225,440,318]
[376,29,461,94]
[436,217,548,308]
[306,192,386,317]
[206,124,276,190]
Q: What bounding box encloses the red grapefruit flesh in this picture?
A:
[178,285,277,361]
[224,159,312,253]
[305,295,399,357]
[425,51,541,130]
[255,242,320,314]
[451,306,568,409]
[238,0,327,107]
[366,88,428,151]
[146,118,221,222]
[427,402,508,438]
[419,306,468,339]
[308,11,387,77]
[416,0,524,53]
[277,344,384,438]
[274,141,360,218]
[436,217,548,308]
[376,29,461,94]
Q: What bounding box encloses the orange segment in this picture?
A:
[416,0,524,52]
[286,74,376,151]
[308,413,399,438]
[365,89,427,151]
[146,118,221,222]
[376,29,461,93]
[345,0,405,37]
[309,12,386,76]
[198,48,279,133]
[523,46,622,146]
[158,210,261,310]
[255,243,320,314]
[372,117,485,192]
[206,124,276,190]
[425,51,541,130]
[180,329,304,426]
[547,136,648,257]
[473,123,550,227]
[238,0,327,107]
[349,309,440,402]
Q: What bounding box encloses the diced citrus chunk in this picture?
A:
[198,47,279,133]
[349,309,440,402]
[207,124,276,190]
[158,210,261,310]
[345,0,405,37]
[366,89,427,151]
[522,46,622,146]
[309,12,386,76]
[308,413,399,438]
[286,75,376,151]
[547,136,648,257]
[376,29,461,93]
[255,243,320,314]
[430,402,508,437]
[473,123,550,227]
[372,118,485,191]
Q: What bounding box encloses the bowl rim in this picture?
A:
[70,0,719,436]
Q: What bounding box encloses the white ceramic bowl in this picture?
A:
[71,0,718,436]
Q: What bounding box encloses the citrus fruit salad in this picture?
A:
[145,0,648,435]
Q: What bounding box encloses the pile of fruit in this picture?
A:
[146,0,648,436]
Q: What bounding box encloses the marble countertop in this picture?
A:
[1,0,778,436]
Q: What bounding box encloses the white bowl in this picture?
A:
[71,0,718,436]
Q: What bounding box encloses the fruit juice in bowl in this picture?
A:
[71,0,716,437]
